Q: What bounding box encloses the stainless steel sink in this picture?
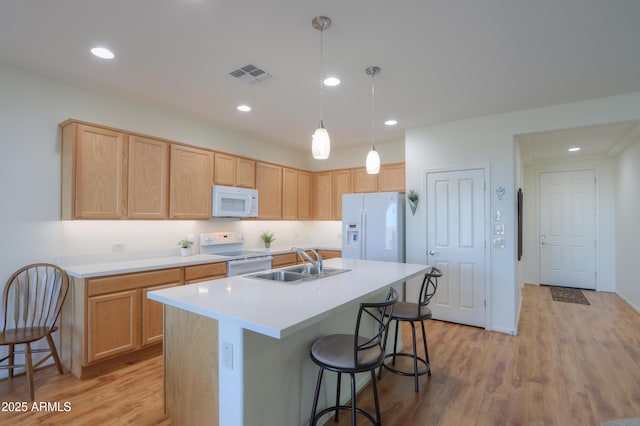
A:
[248,270,306,282]
[246,266,350,283]
[282,265,349,277]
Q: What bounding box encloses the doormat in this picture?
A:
[549,286,590,305]
[601,417,640,426]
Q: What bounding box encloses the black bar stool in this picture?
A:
[309,287,399,426]
[378,267,441,392]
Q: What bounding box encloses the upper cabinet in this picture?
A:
[351,167,378,193]
[214,153,256,188]
[331,169,351,220]
[313,172,332,220]
[297,170,313,220]
[282,168,298,220]
[128,135,169,219]
[169,144,213,219]
[256,162,282,220]
[61,122,127,219]
[378,163,405,192]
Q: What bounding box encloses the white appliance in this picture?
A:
[200,232,272,276]
[342,192,405,262]
[212,185,258,217]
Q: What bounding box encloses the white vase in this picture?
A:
[180,247,190,257]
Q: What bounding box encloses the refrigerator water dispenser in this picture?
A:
[345,223,360,246]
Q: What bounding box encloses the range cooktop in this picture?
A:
[215,250,268,257]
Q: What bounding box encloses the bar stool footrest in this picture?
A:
[311,405,380,426]
[381,352,431,377]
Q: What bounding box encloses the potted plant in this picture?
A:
[260,231,275,249]
[408,189,419,216]
[178,239,193,257]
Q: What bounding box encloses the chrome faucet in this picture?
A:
[291,247,324,276]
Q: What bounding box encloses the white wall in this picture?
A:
[406,91,640,334]
[616,138,640,311]
[522,158,616,291]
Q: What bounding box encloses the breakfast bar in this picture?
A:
[148,258,428,426]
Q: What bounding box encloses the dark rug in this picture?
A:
[549,286,590,305]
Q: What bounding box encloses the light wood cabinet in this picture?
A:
[169,144,213,219]
[313,171,332,220]
[272,253,298,268]
[352,167,378,193]
[297,171,313,220]
[61,122,127,219]
[379,163,405,192]
[88,290,139,363]
[256,162,282,219]
[236,158,256,188]
[282,168,298,220]
[331,169,351,220]
[128,135,169,219]
[184,262,227,284]
[141,283,176,346]
[214,153,256,188]
[317,249,342,260]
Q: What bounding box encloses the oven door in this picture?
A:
[227,256,273,276]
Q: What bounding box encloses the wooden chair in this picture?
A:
[378,267,441,392]
[309,287,399,425]
[0,263,70,401]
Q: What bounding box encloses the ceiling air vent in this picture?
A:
[229,64,272,85]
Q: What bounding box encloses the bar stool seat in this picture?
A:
[309,287,399,426]
[379,267,441,393]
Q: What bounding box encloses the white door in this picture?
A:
[427,169,486,327]
[539,170,596,289]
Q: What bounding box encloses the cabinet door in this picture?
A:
[128,135,169,219]
[236,158,256,188]
[214,153,237,186]
[297,171,312,220]
[169,144,214,219]
[272,253,298,268]
[88,290,140,363]
[142,283,178,346]
[71,123,127,219]
[331,169,351,220]
[317,249,342,260]
[351,167,378,193]
[184,262,227,284]
[282,168,298,220]
[313,171,332,220]
[379,163,405,192]
[256,162,282,219]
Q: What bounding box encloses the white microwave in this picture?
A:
[212,185,258,217]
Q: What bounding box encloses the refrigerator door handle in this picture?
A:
[361,209,366,260]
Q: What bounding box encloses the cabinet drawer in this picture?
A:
[184,262,227,281]
[272,253,298,267]
[88,268,182,296]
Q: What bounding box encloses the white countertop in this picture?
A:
[61,246,340,278]
[148,258,429,339]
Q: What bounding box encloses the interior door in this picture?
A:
[427,169,486,327]
[539,170,596,289]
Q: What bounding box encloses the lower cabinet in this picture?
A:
[142,283,177,346]
[271,253,298,268]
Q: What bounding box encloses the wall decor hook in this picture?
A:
[496,186,506,200]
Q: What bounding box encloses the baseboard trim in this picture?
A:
[490,326,517,336]
[617,291,640,315]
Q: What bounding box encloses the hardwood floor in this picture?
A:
[1,284,639,425]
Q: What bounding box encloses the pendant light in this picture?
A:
[311,16,332,159]
[365,66,381,174]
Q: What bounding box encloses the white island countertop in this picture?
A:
[148,258,428,339]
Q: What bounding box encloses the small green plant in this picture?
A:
[408,189,419,202]
[260,231,275,244]
[178,239,193,249]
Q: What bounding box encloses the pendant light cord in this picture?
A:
[319,27,324,123]
[370,72,375,149]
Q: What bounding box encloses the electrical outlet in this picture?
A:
[222,341,233,370]
[112,243,125,252]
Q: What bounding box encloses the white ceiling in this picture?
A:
[2,1,640,154]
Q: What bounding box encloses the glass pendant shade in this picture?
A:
[312,121,330,159]
[366,145,380,174]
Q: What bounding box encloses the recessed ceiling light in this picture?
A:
[90,47,114,59]
[237,105,252,112]
[384,119,398,126]
[323,77,340,87]
[568,147,581,152]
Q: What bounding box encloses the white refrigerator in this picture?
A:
[342,192,405,262]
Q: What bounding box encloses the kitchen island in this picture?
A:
[148,258,428,426]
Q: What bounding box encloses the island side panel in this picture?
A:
[164,305,219,426]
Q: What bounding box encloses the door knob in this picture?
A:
[428,250,440,256]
